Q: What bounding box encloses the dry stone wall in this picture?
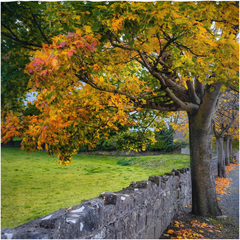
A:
[1,167,191,239]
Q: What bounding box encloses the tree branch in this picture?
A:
[1,31,42,48]
[31,12,51,44]
[195,78,204,99]
[186,80,201,104]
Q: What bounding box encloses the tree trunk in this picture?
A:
[229,138,233,163]
[224,136,230,166]
[187,83,222,217]
[188,112,222,216]
[216,137,226,178]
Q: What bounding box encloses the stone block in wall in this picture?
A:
[146,224,155,239]
[90,226,107,239]
[161,211,172,233]
[106,223,116,239]
[113,218,123,236]
[130,210,138,234]
[122,216,132,239]
[103,204,116,225]
[148,176,161,187]
[1,227,54,239]
[154,220,162,239]
[134,189,148,207]
[55,199,106,239]
[40,208,66,229]
[117,193,131,215]
[152,198,161,220]
[137,207,147,233]
[146,204,153,227]
[148,178,161,194]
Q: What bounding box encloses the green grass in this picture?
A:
[1,148,190,229]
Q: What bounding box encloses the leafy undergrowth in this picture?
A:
[161,162,239,239]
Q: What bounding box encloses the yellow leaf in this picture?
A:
[52,58,58,67]
[85,25,92,33]
[76,29,82,35]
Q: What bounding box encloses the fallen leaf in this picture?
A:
[167,229,175,234]
[207,225,215,228]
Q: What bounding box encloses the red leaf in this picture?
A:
[56,41,67,49]
[92,40,97,47]
[67,32,77,38]
[85,44,96,52]
[67,49,76,58]
[33,58,45,67]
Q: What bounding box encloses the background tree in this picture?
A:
[212,90,239,177]
[1,1,239,217]
[149,126,175,152]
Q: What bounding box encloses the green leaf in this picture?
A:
[91,23,100,31]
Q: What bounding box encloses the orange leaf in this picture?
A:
[42,43,49,50]
[167,229,175,234]
[40,69,48,76]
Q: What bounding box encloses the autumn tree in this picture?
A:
[1,1,239,217]
[1,1,79,111]
[213,90,239,177]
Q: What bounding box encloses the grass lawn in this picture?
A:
[1,147,190,229]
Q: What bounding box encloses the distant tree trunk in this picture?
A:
[229,138,233,162]
[216,137,226,178]
[224,136,230,166]
[188,83,222,216]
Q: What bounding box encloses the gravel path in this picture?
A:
[218,156,239,228]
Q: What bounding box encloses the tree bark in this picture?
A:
[224,136,230,166]
[187,83,222,216]
[188,112,222,216]
[229,138,233,162]
[216,137,226,178]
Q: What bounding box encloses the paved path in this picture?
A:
[218,158,239,227]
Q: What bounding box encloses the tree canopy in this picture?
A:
[2,1,239,164]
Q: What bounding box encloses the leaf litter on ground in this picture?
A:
[161,162,239,239]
